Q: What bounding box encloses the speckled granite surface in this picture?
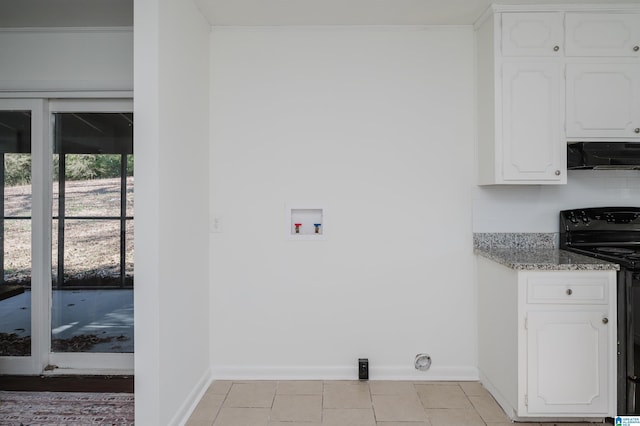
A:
[473,233,557,250]
[475,247,619,271]
[474,233,619,271]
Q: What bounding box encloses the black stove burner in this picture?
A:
[595,247,636,255]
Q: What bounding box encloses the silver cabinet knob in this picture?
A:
[635,128,640,134]
[553,45,560,52]
[603,317,609,324]
[555,170,561,176]
[634,46,639,52]
[566,288,573,295]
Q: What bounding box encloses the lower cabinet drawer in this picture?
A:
[526,273,608,304]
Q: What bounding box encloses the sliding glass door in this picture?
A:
[0,99,133,374]
[0,99,47,374]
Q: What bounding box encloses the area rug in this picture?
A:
[0,391,134,425]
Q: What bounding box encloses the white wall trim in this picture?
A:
[479,370,517,419]
[0,91,134,99]
[0,27,133,34]
[474,3,640,30]
[0,81,133,92]
[210,365,478,381]
[170,368,215,426]
[211,24,473,33]
[489,3,640,13]
[49,98,133,112]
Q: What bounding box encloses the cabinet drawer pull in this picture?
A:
[566,289,573,295]
[635,128,640,134]
[553,45,560,52]
[634,46,640,52]
[603,317,609,324]
[555,170,561,176]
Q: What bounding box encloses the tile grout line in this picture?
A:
[209,381,231,426]
[321,380,324,424]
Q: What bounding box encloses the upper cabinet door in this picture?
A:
[502,12,564,56]
[566,13,640,57]
[502,62,564,182]
[566,63,640,139]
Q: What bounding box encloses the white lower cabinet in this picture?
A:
[477,256,616,420]
[526,310,610,414]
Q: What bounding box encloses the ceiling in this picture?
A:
[0,0,133,27]
[196,0,640,26]
[0,0,637,28]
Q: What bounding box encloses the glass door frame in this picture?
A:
[0,98,48,375]
[48,99,133,373]
[0,98,133,375]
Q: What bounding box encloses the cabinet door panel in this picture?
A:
[566,63,640,138]
[502,12,564,56]
[502,62,563,181]
[566,13,640,57]
[527,310,609,414]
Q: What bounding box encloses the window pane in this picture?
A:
[62,219,121,286]
[51,112,133,354]
[0,111,31,357]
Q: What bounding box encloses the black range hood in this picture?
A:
[568,142,640,170]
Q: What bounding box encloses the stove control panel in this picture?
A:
[562,208,640,226]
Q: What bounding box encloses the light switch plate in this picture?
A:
[210,216,222,233]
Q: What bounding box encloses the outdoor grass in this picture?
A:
[3,176,134,286]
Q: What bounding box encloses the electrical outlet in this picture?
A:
[358,358,368,381]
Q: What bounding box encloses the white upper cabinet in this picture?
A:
[566,63,640,138]
[502,62,563,181]
[565,13,640,57]
[476,5,640,185]
[502,12,564,56]
[476,10,565,185]
[564,12,640,140]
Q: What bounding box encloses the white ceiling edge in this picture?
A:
[0,0,637,28]
[195,0,640,27]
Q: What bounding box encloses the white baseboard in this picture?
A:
[210,364,478,381]
[170,368,214,426]
[478,370,517,419]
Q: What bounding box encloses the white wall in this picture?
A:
[134,0,211,424]
[473,170,640,232]
[0,28,132,92]
[209,26,477,380]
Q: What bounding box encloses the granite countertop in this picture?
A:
[474,232,619,271]
[474,247,619,271]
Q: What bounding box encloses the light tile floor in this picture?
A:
[186,380,607,426]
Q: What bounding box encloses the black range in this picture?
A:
[560,207,640,415]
